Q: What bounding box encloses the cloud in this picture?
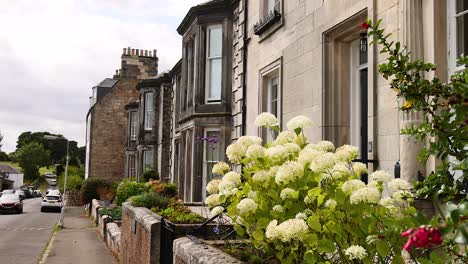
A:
[0,0,205,153]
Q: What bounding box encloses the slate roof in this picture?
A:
[96,78,118,88]
[0,164,21,174]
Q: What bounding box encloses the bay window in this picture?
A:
[144,92,154,130]
[206,24,223,103]
[129,111,137,140]
[449,0,468,72]
[143,150,153,172]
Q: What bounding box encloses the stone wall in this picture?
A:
[106,222,122,262]
[121,202,161,264]
[173,237,242,264]
[66,190,83,206]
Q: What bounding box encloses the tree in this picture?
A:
[15,142,51,180]
[0,130,3,150]
[15,131,80,165]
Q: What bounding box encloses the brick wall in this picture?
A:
[66,190,83,206]
[121,202,161,264]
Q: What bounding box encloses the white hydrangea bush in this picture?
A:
[204,113,417,263]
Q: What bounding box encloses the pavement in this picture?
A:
[0,197,59,264]
[43,206,113,264]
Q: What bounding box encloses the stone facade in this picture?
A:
[238,0,450,182]
[86,48,159,181]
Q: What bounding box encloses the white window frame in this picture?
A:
[144,92,154,130]
[143,150,153,172]
[129,111,138,141]
[205,24,223,103]
[201,128,222,200]
[127,153,136,178]
[349,39,368,156]
[448,0,468,74]
[258,58,282,142]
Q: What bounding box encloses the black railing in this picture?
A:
[254,10,281,35]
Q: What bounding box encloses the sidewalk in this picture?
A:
[43,206,113,264]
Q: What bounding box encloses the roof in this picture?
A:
[0,164,21,174]
[96,78,118,88]
[136,71,172,90]
[177,0,233,35]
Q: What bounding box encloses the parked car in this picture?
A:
[44,173,56,178]
[34,190,42,197]
[41,194,63,212]
[1,189,15,195]
[50,179,57,186]
[15,190,26,200]
[0,194,23,214]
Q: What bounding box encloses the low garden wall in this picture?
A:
[98,215,112,239]
[106,222,122,261]
[173,237,241,264]
[121,202,161,264]
[65,190,83,206]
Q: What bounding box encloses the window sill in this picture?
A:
[254,11,282,41]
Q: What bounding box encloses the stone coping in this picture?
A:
[174,237,242,264]
[122,202,161,232]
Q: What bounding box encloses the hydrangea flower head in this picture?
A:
[212,161,230,175]
[335,145,359,162]
[275,161,304,185]
[350,187,381,204]
[342,179,366,194]
[246,145,266,159]
[286,115,314,131]
[206,179,222,194]
[255,112,278,127]
[345,245,368,260]
[237,198,258,215]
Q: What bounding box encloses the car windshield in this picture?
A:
[45,196,60,200]
[0,194,20,202]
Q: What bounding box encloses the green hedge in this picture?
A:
[115,180,146,206]
[58,175,83,192]
[80,177,112,204]
[129,192,168,209]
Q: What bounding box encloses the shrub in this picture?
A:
[98,207,122,220]
[142,169,159,182]
[129,191,168,209]
[80,177,112,204]
[147,179,178,198]
[116,180,147,206]
[205,113,417,263]
[58,175,83,192]
[153,199,204,224]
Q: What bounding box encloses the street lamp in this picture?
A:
[43,135,69,227]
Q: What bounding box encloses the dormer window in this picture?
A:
[205,24,223,103]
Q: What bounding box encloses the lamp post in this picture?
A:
[44,135,69,227]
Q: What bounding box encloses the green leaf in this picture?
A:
[252,230,264,241]
[294,127,302,135]
[304,250,318,264]
[376,240,390,257]
[233,224,245,236]
[317,195,325,207]
[303,233,318,246]
[391,255,405,264]
[307,215,321,232]
[256,218,270,229]
[317,239,335,253]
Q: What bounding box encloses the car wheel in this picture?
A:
[40,207,44,212]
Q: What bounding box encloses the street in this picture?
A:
[0,197,59,264]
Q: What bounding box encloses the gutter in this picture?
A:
[241,0,249,136]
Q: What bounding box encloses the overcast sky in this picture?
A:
[0,0,205,153]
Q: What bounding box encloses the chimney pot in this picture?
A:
[153,49,157,57]
[131,49,135,55]
[136,49,139,56]
[149,50,152,57]
[144,50,148,56]
[127,46,131,55]
[123,48,127,55]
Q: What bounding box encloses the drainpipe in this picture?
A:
[241,0,249,136]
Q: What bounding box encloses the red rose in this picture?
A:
[361,21,370,30]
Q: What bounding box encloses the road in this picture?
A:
[0,197,59,264]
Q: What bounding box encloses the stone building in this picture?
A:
[85,48,159,181]
[229,0,457,183]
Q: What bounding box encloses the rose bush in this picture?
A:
[205,113,416,263]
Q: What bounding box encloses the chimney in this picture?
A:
[120,47,159,79]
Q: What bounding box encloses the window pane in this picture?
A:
[457,0,468,14]
[209,58,222,100]
[145,93,153,111]
[145,93,153,129]
[209,27,222,57]
[456,14,468,59]
[270,77,278,101]
[143,151,153,171]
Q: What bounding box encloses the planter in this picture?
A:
[160,218,234,264]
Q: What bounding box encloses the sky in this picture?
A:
[0,0,205,153]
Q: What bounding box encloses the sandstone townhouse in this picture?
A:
[86,0,466,202]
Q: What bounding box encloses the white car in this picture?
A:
[46,189,61,196]
[41,194,63,212]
